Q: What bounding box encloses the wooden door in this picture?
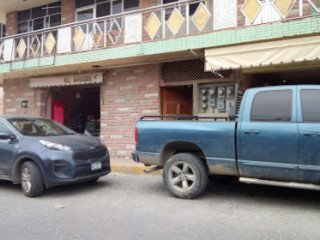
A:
[162,87,193,116]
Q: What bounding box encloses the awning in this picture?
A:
[205,36,320,71]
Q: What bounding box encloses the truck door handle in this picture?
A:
[244,130,261,135]
[303,131,320,137]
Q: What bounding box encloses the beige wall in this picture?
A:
[0,87,3,114]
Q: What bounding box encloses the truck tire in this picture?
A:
[21,162,44,197]
[163,153,208,199]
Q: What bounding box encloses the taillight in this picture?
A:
[135,127,138,147]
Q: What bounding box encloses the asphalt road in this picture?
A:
[0,173,320,240]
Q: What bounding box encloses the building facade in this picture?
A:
[0,0,320,162]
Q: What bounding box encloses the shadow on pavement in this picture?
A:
[203,177,320,209]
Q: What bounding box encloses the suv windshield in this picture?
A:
[8,118,75,136]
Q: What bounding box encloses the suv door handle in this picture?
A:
[244,130,261,135]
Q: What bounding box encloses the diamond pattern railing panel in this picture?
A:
[30,36,41,57]
[274,0,295,18]
[167,8,184,36]
[73,27,86,51]
[241,0,262,23]
[145,13,161,40]
[16,38,27,59]
[192,3,211,31]
[45,32,56,55]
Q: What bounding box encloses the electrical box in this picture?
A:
[198,83,235,117]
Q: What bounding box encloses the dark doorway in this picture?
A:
[52,85,100,136]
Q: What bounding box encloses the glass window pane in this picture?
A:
[33,17,44,30]
[124,0,139,12]
[18,22,29,33]
[49,14,61,27]
[251,90,292,121]
[32,6,46,19]
[301,90,320,122]
[48,2,61,15]
[77,9,94,21]
[112,0,122,14]
[0,122,12,135]
[97,2,111,17]
[97,0,108,3]
[18,10,31,22]
[76,0,94,8]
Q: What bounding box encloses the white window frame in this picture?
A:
[17,2,61,34]
[75,0,140,21]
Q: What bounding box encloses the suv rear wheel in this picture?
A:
[163,153,208,199]
[21,162,44,197]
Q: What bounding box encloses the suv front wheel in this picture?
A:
[21,162,44,197]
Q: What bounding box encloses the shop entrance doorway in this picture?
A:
[52,85,100,136]
[162,86,193,116]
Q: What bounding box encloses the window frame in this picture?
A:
[75,0,139,21]
[17,1,61,34]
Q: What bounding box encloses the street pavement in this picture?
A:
[0,173,320,240]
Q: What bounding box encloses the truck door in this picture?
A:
[297,87,320,184]
[237,88,298,181]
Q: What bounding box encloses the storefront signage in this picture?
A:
[30,72,103,88]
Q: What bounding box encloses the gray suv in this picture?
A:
[0,115,110,197]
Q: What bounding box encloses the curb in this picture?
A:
[111,165,162,175]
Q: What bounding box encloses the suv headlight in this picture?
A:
[40,140,71,151]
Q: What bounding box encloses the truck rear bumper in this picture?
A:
[132,151,162,166]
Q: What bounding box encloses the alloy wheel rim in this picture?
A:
[22,167,32,192]
[168,161,196,193]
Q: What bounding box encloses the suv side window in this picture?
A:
[0,121,13,134]
[251,90,292,121]
[301,89,320,122]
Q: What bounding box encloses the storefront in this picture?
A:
[30,72,103,136]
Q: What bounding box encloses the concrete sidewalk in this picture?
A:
[110,158,162,175]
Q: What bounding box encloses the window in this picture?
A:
[0,122,13,135]
[76,0,139,30]
[76,0,139,19]
[251,90,292,121]
[301,89,320,122]
[17,1,61,33]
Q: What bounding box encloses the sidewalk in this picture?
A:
[110,157,162,175]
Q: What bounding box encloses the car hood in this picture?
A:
[37,134,104,151]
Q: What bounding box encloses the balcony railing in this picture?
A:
[0,0,319,65]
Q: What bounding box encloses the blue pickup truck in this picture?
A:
[132,85,320,198]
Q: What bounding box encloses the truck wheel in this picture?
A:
[21,162,44,197]
[163,153,208,199]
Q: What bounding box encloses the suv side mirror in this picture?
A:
[0,132,16,141]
